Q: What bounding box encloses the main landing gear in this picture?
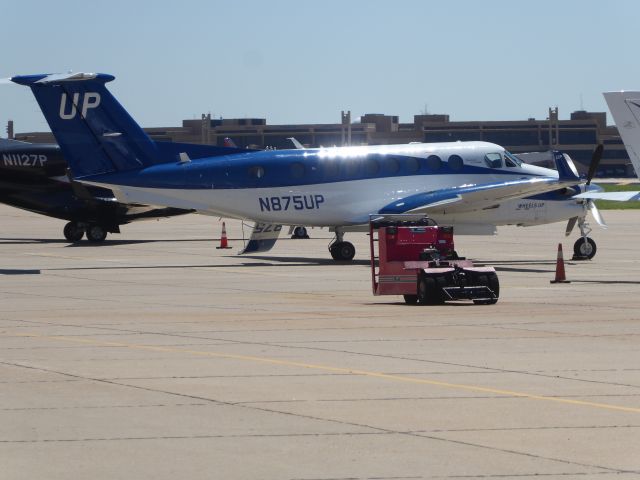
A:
[329,229,355,261]
[290,226,309,239]
[63,221,109,243]
[63,222,84,242]
[573,217,597,260]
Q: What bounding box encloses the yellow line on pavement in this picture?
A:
[11,332,640,414]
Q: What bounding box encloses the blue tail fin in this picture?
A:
[553,151,581,182]
[11,73,163,178]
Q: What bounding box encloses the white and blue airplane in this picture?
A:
[8,72,606,260]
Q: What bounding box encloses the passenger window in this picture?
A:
[385,157,400,174]
[322,160,339,178]
[448,154,464,171]
[484,153,502,168]
[290,162,305,178]
[248,166,265,178]
[426,155,442,170]
[364,158,380,176]
[344,160,359,177]
[405,157,419,173]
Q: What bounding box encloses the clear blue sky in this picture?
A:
[2,0,639,134]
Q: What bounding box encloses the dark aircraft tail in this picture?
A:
[11,73,244,178]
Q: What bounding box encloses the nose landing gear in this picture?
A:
[573,236,596,260]
[573,217,597,260]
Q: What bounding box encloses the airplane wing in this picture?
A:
[573,191,640,201]
[379,177,577,215]
[287,137,305,149]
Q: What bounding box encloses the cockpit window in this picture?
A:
[484,153,502,168]
[504,151,523,167]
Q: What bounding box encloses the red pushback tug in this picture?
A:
[369,215,499,305]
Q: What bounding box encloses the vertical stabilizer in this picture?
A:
[603,91,640,178]
[11,73,161,178]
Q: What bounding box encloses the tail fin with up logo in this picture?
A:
[11,73,165,178]
[12,72,250,181]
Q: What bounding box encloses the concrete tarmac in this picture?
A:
[1,204,639,479]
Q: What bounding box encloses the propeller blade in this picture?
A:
[565,216,578,236]
[588,199,607,228]
[0,77,13,84]
[586,144,604,186]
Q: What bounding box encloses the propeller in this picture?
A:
[0,77,13,84]
[588,199,607,228]
[565,216,578,236]
[581,144,607,228]
[585,144,604,186]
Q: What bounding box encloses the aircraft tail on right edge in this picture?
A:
[603,91,640,179]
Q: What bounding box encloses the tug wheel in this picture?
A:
[418,275,444,305]
[472,273,499,304]
[488,272,500,298]
[403,295,418,305]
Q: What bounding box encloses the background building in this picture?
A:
[10,107,634,177]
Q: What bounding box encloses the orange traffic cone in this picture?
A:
[550,243,570,283]
[216,222,232,249]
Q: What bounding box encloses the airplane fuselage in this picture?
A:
[86,141,583,229]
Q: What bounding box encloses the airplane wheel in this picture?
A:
[291,226,309,239]
[86,225,108,243]
[63,222,84,242]
[573,237,596,259]
[329,241,355,261]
